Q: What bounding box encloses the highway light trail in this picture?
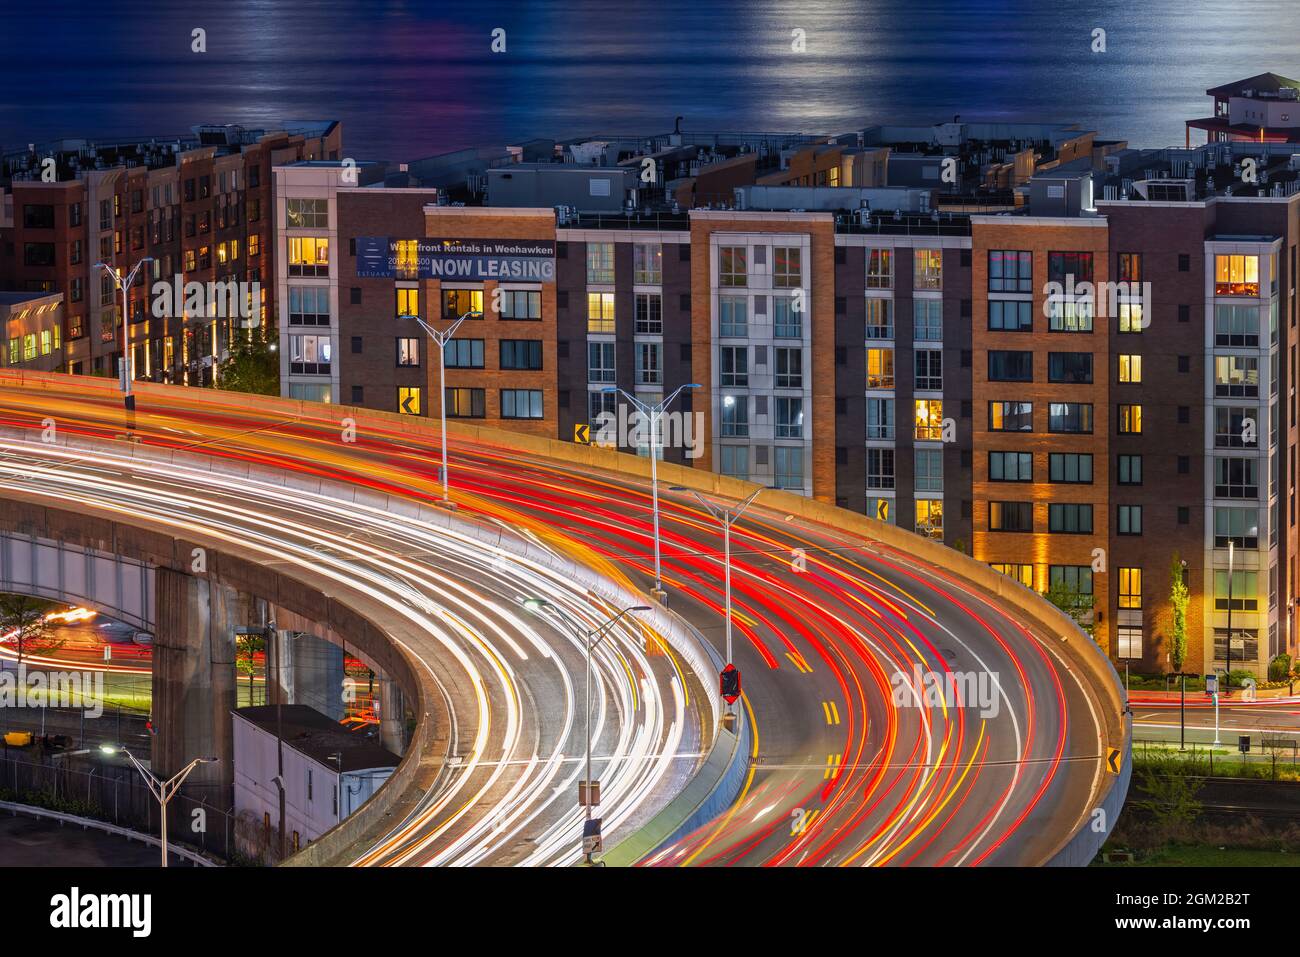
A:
[0,376,1112,865]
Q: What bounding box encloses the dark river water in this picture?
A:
[2,0,1297,159]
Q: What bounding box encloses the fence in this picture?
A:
[0,750,234,861]
[1132,736,1300,781]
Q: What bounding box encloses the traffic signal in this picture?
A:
[720,664,741,704]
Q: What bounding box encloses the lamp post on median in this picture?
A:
[602,383,701,602]
[670,485,761,714]
[94,257,154,413]
[398,310,481,507]
[100,745,215,867]
[521,597,649,864]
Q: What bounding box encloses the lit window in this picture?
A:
[1118,354,1142,383]
[914,399,943,441]
[1215,254,1260,296]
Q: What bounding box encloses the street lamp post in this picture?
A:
[602,383,700,602]
[94,258,154,413]
[100,745,215,867]
[670,485,761,710]
[1227,539,1234,689]
[521,597,649,864]
[398,310,480,507]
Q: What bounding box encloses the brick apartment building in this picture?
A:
[0,121,342,382]
[271,101,1300,685]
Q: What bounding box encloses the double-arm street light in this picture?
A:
[94,257,154,413]
[601,383,700,601]
[398,310,481,508]
[670,485,761,708]
[521,596,649,864]
[100,744,216,867]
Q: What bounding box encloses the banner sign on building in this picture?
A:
[356,238,556,282]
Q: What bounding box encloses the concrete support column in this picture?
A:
[378,676,405,756]
[292,633,346,720]
[152,567,253,811]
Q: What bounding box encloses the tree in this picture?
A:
[1043,578,1094,637]
[1169,554,1189,673]
[0,595,62,671]
[235,631,265,705]
[217,331,279,396]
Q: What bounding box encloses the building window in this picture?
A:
[1117,354,1142,383]
[397,386,421,415]
[1214,507,1259,547]
[288,286,330,326]
[991,564,1034,587]
[635,342,662,385]
[445,387,486,418]
[719,445,748,479]
[1049,453,1093,483]
[1048,503,1093,534]
[989,501,1033,532]
[445,339,484,369]
[913,299,943,340]
[720,346,748,387]
[587,292,615,333]
[635,293,663,334]
[774,297,801,338]
[1117,253,1142,284]
[589,389,616,425]
[1047,251,1094,284]
[1215,304,1260,346]
[989,300,1033,332]
[915,448,943,492]
[1212,629,1258,664]
[443,288,483,320]
[865,298,892,339]
[1214,254,1260,296]
[1214,457,1259,498]
[1117,301,1144,333]
[1214,406,1254,448]
[867,348,896,389]
[287,237,329,277]
[719,245,747,287]
[633,243,662,285]
[1214,570,1259,612]
[775,347,803,388]
[285,198,328,229]
[988,350,1033,382]
[1047,352,1092,384]
[721,396,748,437]
[719,296,748,337]
[914,399,943,440]
[289,334,332,374]
[989,450,1033,482]
[501,389,543,419]
[396,287,419,319]
[1048,402,1093,434]
[1117,404,1143,434]
[586,242,615,284]
[396,337,419,367]
[867,248,893,289]
[915,349,942,391]
[774,446,804,490]
[775,397,803,438]
[1047,298,1093,333]
[500,289,541,320]
[913,249,942,290]
[1050,565,1094,597]
[988,250,1032,292]
[866,398,894,440]
[1117,454,1142,485]
[588,342,615,383]
[988,401,1033,432]
[1117,504,1143,535]
[915,499,943,539]
[1214,355,1259,398]
[773,246,802,288]
[867,448,895,490]
[1118,567,1142,609]
[500,339,543,371]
